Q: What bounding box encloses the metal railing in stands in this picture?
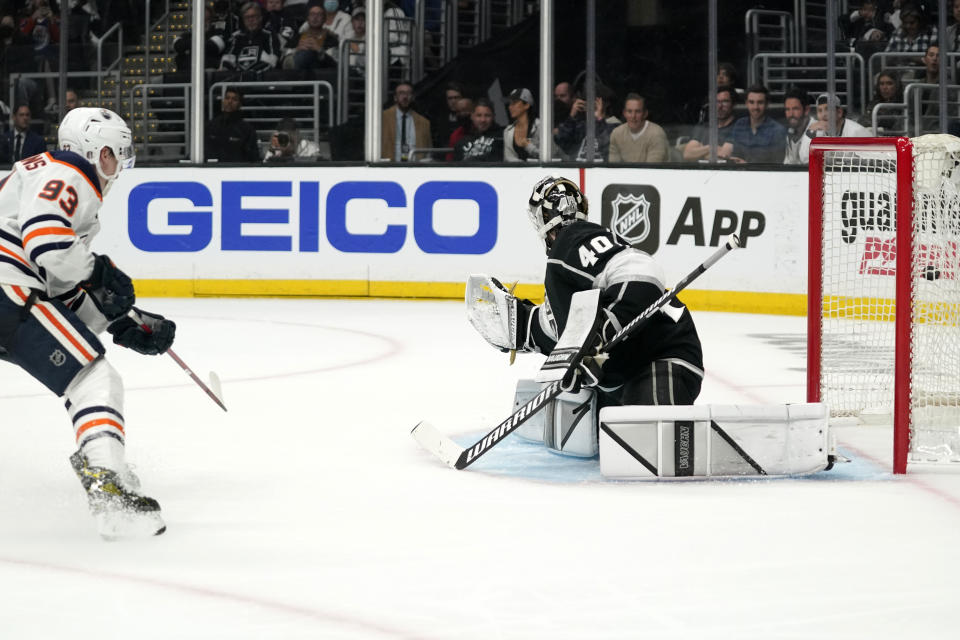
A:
[750,51,865,116]
[8,71,121,125]
[867,51,949,87]
[209,80,335,153]
[409,147,452,162]
[97,21,124,101]
[904,82,960,136]
[867,82,960,138]
[745,10,795,59]
[129,82,191,160]
[145,0,172,83]
[338,38,366,124]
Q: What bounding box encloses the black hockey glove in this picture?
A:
[83,254,135,320]
[108,308,176,356]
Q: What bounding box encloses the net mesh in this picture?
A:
[820,134,960,464]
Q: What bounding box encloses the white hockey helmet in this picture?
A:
[58,107,135,190]
[527,175,588,252]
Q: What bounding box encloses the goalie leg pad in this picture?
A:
[513,380,599,457]
[599,403,831,479]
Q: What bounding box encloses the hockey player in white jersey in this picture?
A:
[468,176,704,406]
[0,108,174,538]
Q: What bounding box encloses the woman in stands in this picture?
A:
[860,70,904,135]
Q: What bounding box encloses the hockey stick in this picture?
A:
[412,234,741,470]
[129,310,228,412]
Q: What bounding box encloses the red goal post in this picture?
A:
[808,136,960,474]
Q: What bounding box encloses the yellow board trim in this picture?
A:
[133,279,809,316]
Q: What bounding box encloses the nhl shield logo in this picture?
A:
[49,349,67,367]
[601,184,660,254]
[611,192,651,245]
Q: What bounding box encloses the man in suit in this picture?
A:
[2,104,46,163]
[381,82,431,161]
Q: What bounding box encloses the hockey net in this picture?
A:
[808,135,960,473]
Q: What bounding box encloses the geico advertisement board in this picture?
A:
[585,168,809,299]
[96,166,579,288]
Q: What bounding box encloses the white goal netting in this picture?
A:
[818,134,960,464]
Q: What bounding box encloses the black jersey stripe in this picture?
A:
[0,255,43,280]
[21,214,73,231]
[28,241,75,263]
[72,405,125,424]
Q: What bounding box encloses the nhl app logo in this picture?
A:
[601,184,660,254]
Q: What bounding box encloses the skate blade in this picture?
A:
[95,510,166,540]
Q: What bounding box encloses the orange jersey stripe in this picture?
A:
[46,153,103,201]
[22,226,76,246]
[75,417,125,440]
[11,287,97,362]
[0,244,31,267]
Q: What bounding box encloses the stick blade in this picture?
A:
[411,421,463,469]
[208,371,227,411]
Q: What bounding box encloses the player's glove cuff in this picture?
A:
[108,308,175,356]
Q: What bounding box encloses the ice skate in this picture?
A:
[69,450,166,539]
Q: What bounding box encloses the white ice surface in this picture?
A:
[1,298,959,639]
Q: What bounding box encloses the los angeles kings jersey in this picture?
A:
[528,220,703,389]
[0,151,109,330]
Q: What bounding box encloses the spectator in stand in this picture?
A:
[19,0,59,115]
[264,0,297,48]
[432,82,464,153]
[729,84,786,164]
[503,88,545,162]
[944,0,960,53]
[211,0,240,36]
[553,81,573,131]
[608,93,669,163]
[717,62,744,99]
[445,96,474,161]
[1,12,38,113]
[783,88,816,165]
[843,1,891,53]
[554,83,620,162]
[0,104,46,163]
[915,44,946,130]
[798,93,872,163]
[64,88,79,112]
[683,87,737,162]
[282,3,339,70]
[861,70,905,134]
[884,3,936,65]
[345,6,366,71]
[173,5,227,71]
[318,0,355,42]
[220,2,282,72]
[263,117,321,162]
[454,98,503,162]
[381,82,431,161]
[205,87,260,163]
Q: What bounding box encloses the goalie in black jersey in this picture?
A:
[468,176,703,406]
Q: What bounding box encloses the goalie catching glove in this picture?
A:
[108,308,176,355]
[465,274,536,353]
[83,254,136,320]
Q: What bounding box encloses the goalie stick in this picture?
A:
[411,234,741,470]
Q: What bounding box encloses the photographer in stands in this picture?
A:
[263,118,320,162]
